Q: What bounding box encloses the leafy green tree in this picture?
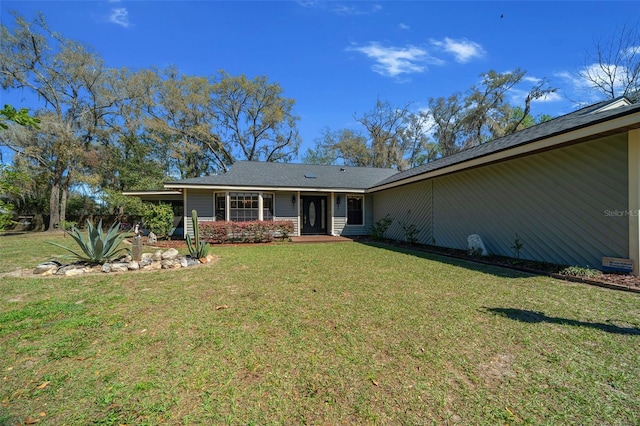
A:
[92,67,169,191]
[144,69,301,176]
[305,100,425,170]
[354,99,412,169]
[428,69,556,155]
[144,67,222,177]
[428,93,465,157]
[300,143,336,165]
[0,104,39,229]
[399,111,438,167]
[211,72,301,165]
[0,165,29,229]
[1,12,121,231]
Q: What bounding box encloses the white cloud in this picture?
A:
[430,37,485,63]
[398,23,410,31]
[623,45,640,58]
[331,3,382,15]
[348,42,443,78]
[109,7,131,28]
[578,62,630,94]
[300,1,382,15]
[555,63,633,105]
[522,76,543,84]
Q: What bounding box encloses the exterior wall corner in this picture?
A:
[628,129,640,275]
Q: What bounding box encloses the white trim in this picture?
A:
[212,191,275,222]
[296,190,301,236]
[330,192,335,236]
[182,189,188,239]
[368,112,640,193]
[123,190,182,196]
[593,98,632,113]
[164,183,367,193]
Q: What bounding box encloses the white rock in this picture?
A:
[152,250,163,261]
[161,248,179,260]
[161,259,180,269]
[101,263,112,273]
[467,234,488,256]
[142,261,162,270]
[128,261,140,270]
[110,262,129,273]
[33,261,60,275]
[63,268,84,276]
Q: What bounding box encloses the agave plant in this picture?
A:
[48,219,128,264]
[186,209,210,259]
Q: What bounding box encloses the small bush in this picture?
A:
[371,214,393,240]
[142,202,174,238]
[199,220,295,244]
[399,220,420,245]
[560,265,602,279]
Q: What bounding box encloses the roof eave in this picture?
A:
[163,183,368,193]
[368,109,640,193]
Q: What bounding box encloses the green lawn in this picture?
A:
[1,233,639,425]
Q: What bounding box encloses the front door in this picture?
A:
[301,196,327,235]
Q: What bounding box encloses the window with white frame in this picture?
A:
[347,195,364,225]
[215,192,274,222]
[230,192,259,221]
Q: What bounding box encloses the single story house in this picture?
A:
[126,97,640,273]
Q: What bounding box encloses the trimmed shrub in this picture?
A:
[142,202,174,238]
[199,220,295,244]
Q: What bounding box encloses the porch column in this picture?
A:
[182,189,188,239]
[329,192,334,236]
[629,128,640,275]
[225,193,230,222]
[296,191,301,236]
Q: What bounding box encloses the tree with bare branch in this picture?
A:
[580,22,640,100]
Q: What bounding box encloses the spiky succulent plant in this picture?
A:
[48,219,128,264]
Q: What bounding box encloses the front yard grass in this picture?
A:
[0,233,639,424]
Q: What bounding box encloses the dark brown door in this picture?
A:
[301,196,327,234]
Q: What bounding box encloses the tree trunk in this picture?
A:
[47,181,60,232]
[60,185,68,226]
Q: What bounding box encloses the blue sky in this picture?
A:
[2,1,639,158]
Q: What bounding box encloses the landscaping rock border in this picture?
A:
[29,248,217,277]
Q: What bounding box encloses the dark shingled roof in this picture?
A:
[369,97,640,190]
[165,161,399,190]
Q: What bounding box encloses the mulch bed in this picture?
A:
[378,241,640,294]
[146,237,640,293]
